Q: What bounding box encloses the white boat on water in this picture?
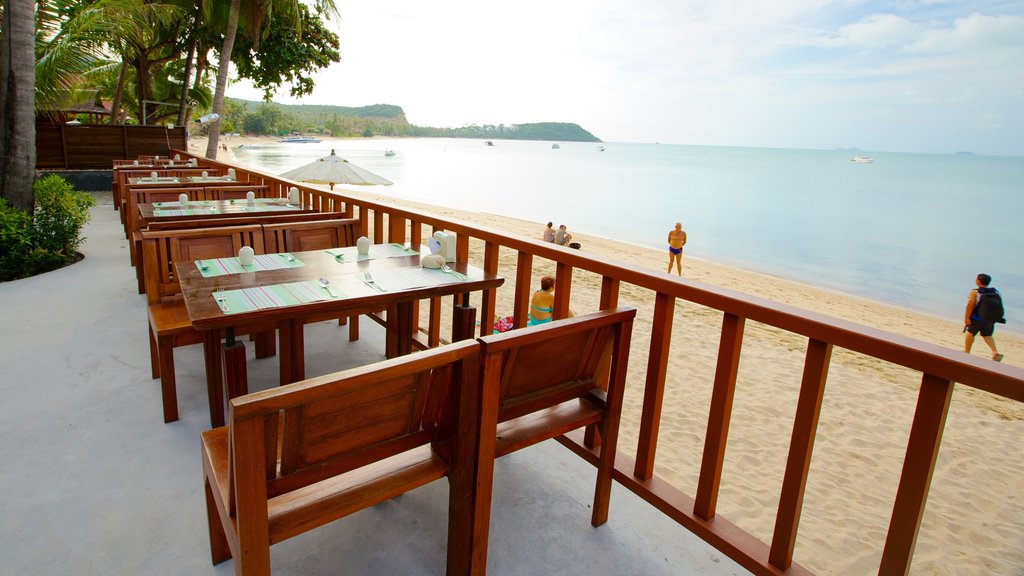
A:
[851,155,874,163]
[279,135,322,143]
[384,149,396,157]
[551,143,561,149]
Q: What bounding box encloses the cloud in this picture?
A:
[907,12,1024,55]
[822,13,921,51]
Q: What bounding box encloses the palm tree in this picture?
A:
[204,0,338,159]
[0,0,38,212]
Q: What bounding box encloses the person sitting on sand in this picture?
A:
[543,222,556,243]
[667,222,687,275]
[527,275,556,326]
[554,224,573,246]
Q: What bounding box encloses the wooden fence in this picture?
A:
[176,149,1024,576]
[37,123,188,169]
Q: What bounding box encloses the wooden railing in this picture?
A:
[37,123,188,169]
[177,150,1024,576]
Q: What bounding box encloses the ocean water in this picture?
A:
[231,138,1024,333]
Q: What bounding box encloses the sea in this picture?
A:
[230,137,1024,334]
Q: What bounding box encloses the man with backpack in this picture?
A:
[964,273,1005,362]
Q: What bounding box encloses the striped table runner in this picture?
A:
[325,243,420,262]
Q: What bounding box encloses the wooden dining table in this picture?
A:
[176,244,505,427]
[137,198,317,227]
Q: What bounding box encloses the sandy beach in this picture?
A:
[196,134,1024,575]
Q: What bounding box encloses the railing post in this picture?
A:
[553,262,573,320]
[879,372,954,576]
[694,312,745,521]
[388,215,407,244]
[599,276,619,310]
[634,292,675,480]
[513,252,532,329]
[373,211,384,243]
[769,338,832,570]
[480,242,500,336]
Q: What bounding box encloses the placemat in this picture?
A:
[154,207,218,217]
[360,266,467,292]
[196,253,305,277]
[212,280,336,314]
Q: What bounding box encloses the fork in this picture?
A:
[363,272,384,291]
[214,293,229,312]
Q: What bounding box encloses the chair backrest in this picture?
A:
[139,187,200,205]
[227,338,479,507]
[205,184,270,200]
[477,307,636,456]
[262,218,359,253]
[141,224,265,303]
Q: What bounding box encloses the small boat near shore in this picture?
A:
[384,149,396,157]
[551,143,561,149]
[279,135,322,143]
[851,155,874,163]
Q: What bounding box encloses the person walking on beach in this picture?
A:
[964,273,1005,362]
[667,222,687,275]
[543,222,556,243]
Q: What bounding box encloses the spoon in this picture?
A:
[318,277,337,298]
[440,263,465,279]
[198,260,209,271]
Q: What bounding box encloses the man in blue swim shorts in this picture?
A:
[667,222,687,275]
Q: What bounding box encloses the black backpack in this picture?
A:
[977,288,1006,323]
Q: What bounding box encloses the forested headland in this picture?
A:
[219,99,601,142]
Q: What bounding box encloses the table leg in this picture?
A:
[452,304,477,342]
[278,319,305,384]
[203,330,224,428]
[223,339,248,401]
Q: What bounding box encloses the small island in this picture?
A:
[226,99,602,142]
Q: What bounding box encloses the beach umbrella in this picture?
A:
[279,149,392,190]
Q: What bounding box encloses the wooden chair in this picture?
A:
[206,184,270,201]
[468,308,636,564]
[261,218,359,253]
[129,186,209,293]
[262,218,362,336]
[201,339,482,575]
[141,225,270,423]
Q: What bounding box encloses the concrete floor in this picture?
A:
[0,193,746,575]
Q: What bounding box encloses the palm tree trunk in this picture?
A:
[206,0,241,159]
[0,0,38,212]
[110,61,128,125]
[176,42,196,126]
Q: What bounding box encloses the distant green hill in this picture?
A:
[226,99,600,142]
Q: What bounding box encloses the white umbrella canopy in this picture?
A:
[280,149,393,190]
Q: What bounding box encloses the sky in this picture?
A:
[226,0,1024,156]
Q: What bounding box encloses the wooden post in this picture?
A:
[769,338,832,570]
[634,292,674,480]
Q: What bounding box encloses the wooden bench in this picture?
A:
[202,340,482,575]
[467,308,636,566]
[141,225,272,423]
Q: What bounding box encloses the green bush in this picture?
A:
[0,176,96,281]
